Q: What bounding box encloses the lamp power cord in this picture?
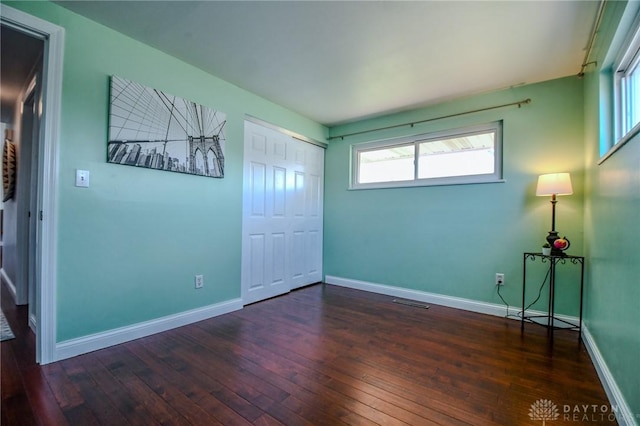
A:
[496,268,550,320]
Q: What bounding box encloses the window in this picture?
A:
[351,121,502,189]
[598,7,640,164]
[600,7,640,162]
[611,12,640,151]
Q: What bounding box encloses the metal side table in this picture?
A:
[521,252,585,340]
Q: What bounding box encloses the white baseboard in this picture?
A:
[582,326,637,426]
[1,268,17,303]
[54,298,243,362]
[324,275,578,325]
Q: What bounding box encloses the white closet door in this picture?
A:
[242,121,324,304]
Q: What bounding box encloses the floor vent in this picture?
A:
[392,298,430,309]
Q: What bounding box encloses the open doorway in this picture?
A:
[1,23,44,333]
[1,4,64,364]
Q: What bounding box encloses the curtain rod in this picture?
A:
[578,0,606,78]
[328,98,531,141]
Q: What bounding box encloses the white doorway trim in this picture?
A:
[1,4,64,364]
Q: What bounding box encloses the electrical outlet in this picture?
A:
[496,273,505,286]
[195,274,204,289]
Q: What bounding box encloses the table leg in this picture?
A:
[521,254,527,333]
[579,259,584,340]
[549,259,556,341]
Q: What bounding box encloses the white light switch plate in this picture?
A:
[75,170,90,187]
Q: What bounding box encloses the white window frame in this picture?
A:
[614,14,640,141]
[350,121,503,190]
[602,8,640,163]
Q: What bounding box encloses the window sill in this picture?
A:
[599,122,640,165]
[349,177,505,191]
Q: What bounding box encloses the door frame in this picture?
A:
[1,4,64,364]
[14,76,39,307]
[17,75,40,332]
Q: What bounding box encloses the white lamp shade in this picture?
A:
[536,173,573,196]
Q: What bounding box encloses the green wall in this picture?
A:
[583,0,640,419]
[5,1,327,341]
[324,76,586,316]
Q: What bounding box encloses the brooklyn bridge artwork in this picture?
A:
[107,76,226,178]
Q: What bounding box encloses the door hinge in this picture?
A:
[39,211,43,221]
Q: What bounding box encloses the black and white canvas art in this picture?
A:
[107,76,226,178]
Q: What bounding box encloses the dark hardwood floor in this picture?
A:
[1,282,616,425]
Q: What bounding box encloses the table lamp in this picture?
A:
[536,173,573,255]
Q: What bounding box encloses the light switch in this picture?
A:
[75,169,90,187]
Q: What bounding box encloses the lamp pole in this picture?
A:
[550,193,557,231]
[547,193,560,253]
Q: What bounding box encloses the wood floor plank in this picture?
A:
[78,351,163,426]
[20,367,70,426]
[167,330,353,426]
[208,322,470,425]
[251,413,285,426]
[132,338,261,425]
[136,334,257,425]
[140,334,318,426]
[93,346,191,425]
[231,296,500,424]
[194,320,449,425]
[1,284,69,426]
[123,341,226,426]
[172,323,362,425]
[1,282,617,425]
[102,343,223,426]
[1,344,38,426]
[59,356,132,426]
[1,341,26,400]
[43,361,90,412]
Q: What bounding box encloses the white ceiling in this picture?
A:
[55,1,599,126]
